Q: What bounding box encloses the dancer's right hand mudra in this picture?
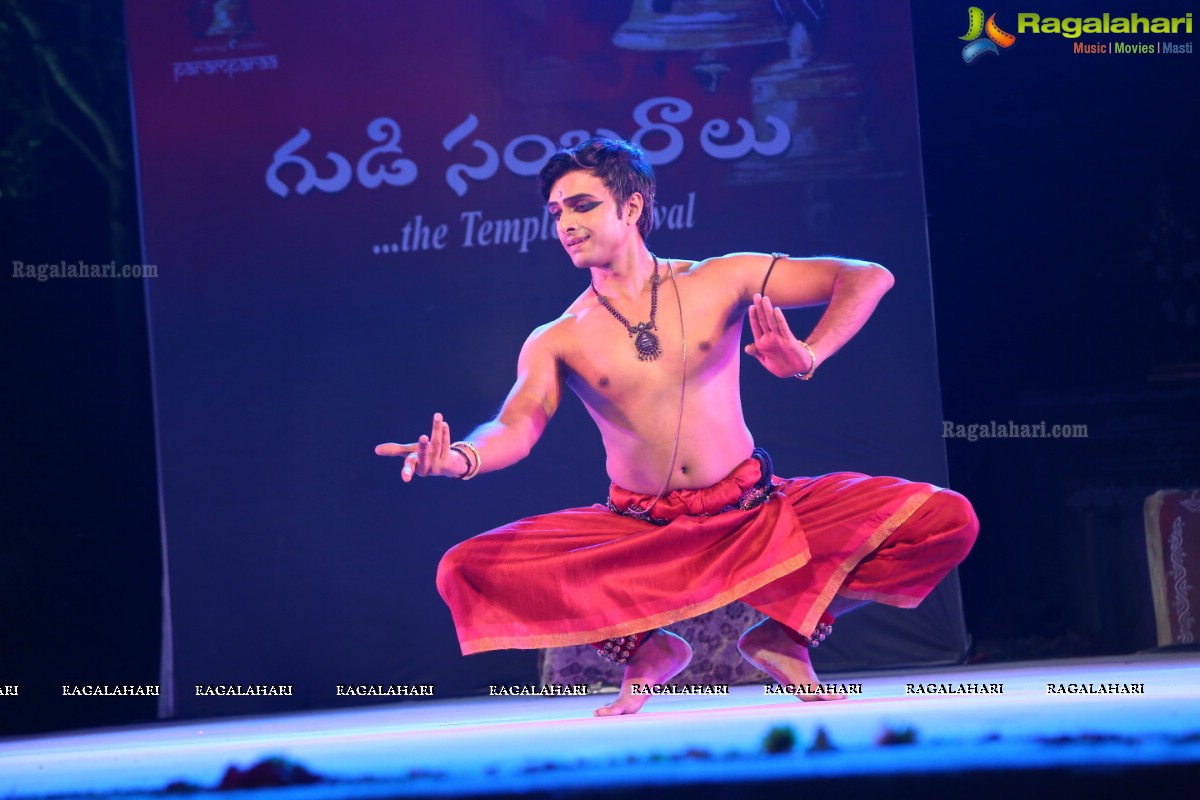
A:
[375,412,466,482]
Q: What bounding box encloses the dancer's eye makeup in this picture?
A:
[548,197,603,220]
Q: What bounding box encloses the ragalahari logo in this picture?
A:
[960,7,1016,63]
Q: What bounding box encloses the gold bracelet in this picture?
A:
[450,441,482,480]
[793,340,819,381]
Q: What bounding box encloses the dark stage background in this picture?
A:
[2,0,1197,736]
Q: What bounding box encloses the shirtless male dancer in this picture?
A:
[377,137,978,716]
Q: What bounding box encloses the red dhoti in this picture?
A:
[436,456,978,655]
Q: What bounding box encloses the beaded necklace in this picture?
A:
[589,254,662,361]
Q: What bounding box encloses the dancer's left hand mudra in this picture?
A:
[375,412,466,482]
[744,293,816,378]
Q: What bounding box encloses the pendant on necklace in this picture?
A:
[632,322,661,361]
[590,255,663,363]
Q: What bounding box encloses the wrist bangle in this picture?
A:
[793,340,819,381]
[449,441,482,480]
[449,445,472,479]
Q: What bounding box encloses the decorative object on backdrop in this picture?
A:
[1144,489,1200,647]
[732,5,876,185]
[731,51,869,184]
[613,0,792,91]
[611,2,867,221]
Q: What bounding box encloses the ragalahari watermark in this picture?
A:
[943,420,1088,442]
[12,260,158,281]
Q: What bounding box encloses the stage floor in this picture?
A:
[2,652,1198,798]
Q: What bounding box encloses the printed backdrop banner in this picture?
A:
[125,1,966,718]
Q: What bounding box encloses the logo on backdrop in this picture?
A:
[186,0,257,47]
[959,7,1016,63]
[175,0,278,81]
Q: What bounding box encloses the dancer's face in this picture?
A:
[547,171,641,268]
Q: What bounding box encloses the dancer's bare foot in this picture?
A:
[593,630,692,717]
[738,618,847,702]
